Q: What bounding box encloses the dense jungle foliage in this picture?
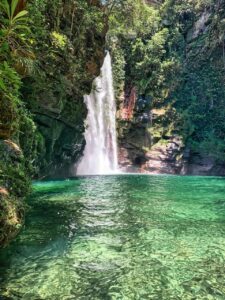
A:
[109,0,225,161]
[0,0,107,246]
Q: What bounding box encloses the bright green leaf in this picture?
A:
[11,0,19,20]
[12,10,28,23]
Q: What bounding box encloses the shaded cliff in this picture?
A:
[24,0,107,177]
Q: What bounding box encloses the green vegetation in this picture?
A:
[0,0,225,245]
[109,0,225,163]
[0,0,107,246]
[0,0,38,246]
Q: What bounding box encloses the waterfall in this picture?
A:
[76,52,118,175]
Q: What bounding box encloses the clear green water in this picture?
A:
[1,175,225,300]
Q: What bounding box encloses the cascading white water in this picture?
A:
[76,52,118,175]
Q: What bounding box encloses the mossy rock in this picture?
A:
[0,188,25,247]
[0,140,30,247]
[0,95,18,139]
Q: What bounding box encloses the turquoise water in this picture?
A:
[1,175,225,299]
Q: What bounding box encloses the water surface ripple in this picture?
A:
[1,175,225,299]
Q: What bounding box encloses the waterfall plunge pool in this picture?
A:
[1,175,225,299]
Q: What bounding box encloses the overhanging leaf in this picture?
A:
[12,10,28,23]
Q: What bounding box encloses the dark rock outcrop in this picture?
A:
[119,133,225,176]
[0,140,27,247]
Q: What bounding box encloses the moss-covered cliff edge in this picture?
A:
[0,0,107,247]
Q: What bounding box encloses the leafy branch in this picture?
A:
[0,0,30,50]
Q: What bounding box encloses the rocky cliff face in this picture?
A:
[114,1,225,176]
[118,100,225,176]
[119,130,225,176]
[23,0,108,178]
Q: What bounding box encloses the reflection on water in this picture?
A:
[1,175,225,299]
